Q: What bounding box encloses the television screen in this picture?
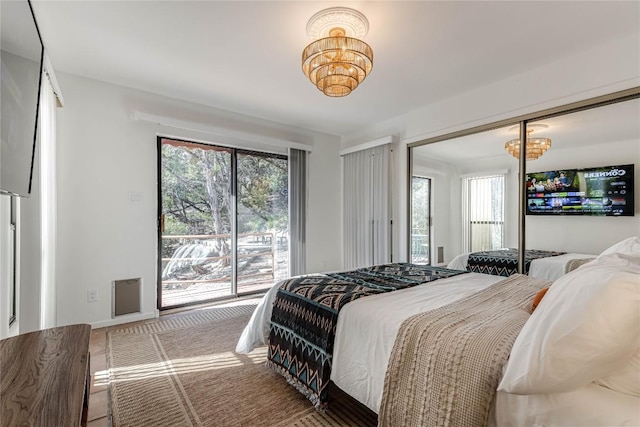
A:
[526,164,635,216]
[0,0,44,197]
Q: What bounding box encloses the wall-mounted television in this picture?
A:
[1,0,44,197]
[526,164,635,216]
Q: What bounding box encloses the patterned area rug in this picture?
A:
[107,298,376,426]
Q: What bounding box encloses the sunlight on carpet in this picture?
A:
[106,349,266,384]
[106,300,377,427]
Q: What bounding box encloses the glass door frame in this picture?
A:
[410,175,432,264]
[156,136,288,310]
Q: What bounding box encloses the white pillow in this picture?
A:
[598,236,640,264]
[498,259,640,395]
[596,349,640,397]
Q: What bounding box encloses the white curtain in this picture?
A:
[288,148,307,276]
[343,144,391,269]
[39,70,57,329]
[462,173,505,252]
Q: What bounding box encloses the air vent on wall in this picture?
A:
[112,278,141,317]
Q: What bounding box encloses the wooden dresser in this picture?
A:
[0,324,92,427]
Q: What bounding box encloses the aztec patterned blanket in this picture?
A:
[467,248,566,276]
[266,263,466,409]
[379,274,549,427]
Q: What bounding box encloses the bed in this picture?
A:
[446,248,596,280]
[236,237,640,426]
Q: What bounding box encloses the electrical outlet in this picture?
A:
[87,289,98,303]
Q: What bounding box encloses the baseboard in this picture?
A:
[90,310,159,330]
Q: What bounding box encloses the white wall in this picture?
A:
[306,140,343,272]
[55,73,342,328]
[342,32,640,262]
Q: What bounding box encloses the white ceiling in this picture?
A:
[31,1,639,137]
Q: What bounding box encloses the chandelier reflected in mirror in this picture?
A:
[302,7,373,97]
[505,124,552,160]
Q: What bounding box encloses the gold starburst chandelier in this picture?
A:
[302,7,373,97]
[505,124,552,160]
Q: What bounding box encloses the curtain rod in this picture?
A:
[43,52,64,107]
[339,135,397,156]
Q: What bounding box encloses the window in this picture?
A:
[158,138,293,309]
[410,176,431,264]
[463,173,505,251]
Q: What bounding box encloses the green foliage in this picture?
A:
[237,154,288,233]
[412,177,430,232]
[162,143,288,241]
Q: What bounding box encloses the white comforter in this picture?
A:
[235,272,503,412]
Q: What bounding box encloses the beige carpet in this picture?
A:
[107,299,377,426]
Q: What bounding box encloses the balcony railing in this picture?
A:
[160,231,290,307]
[161,231,280,285]
[411,231,430,264]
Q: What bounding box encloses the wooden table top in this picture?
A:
[0,324,91,427]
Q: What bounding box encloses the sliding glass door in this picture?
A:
[237,151,289,294]
[410,176,431,264]
[158,138,288,309]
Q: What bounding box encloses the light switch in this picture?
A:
[129,191,142,202]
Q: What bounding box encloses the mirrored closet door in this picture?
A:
[409,92,639,273]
